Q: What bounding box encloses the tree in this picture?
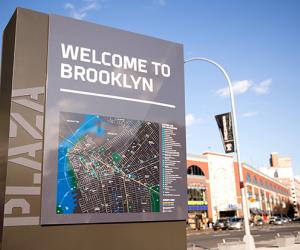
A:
[273,201,296,217]
[286,201,296,218]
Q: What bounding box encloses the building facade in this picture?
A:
[238,163,290,219]
[187,152,290,227]
[294,176,300,215]
[260,153,297,211]
[186,155,211,229]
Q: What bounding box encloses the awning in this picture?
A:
[250,208,259,215]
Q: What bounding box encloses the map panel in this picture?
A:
[57,112,160,214]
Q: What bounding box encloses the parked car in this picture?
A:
[281,217,289,223]
[274,218,283,225]
[292,217,300,223]
[255,219,264,226]
[213,218,229,231]
[228,217,243,230]
[269,216,278,224]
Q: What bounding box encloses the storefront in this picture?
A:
[187,186,209,229]
[218,204,239,218]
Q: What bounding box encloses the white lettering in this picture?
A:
[112,54,122,68]
[91,49,101,65]
[143,78,153,92]
[61,63,73,79]
[161,64,170,77]
[99,70,110,85]
[80,47,91,63]
[138,59,148,73]
[151,61,160,75]
[124,56,137,71]
[61,43,79,60]
[102,52,111,66]
[86,68,97,83]
[123,74,132,89]
[131,75,141,90]
[111,72,122,87]
[74,65,86,81]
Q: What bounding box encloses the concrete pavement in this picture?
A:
[187,223,300,249]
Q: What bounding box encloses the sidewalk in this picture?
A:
[258,246,300,250]
[188,244,300,250]
[186,228,214,236]
[187,234,300,250]
[256,238,300,249]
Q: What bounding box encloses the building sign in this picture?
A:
[41,15,187,224]
[215,112,235,153]
[188,201,208,206]
[187,205,208,211]
[187,201,208,211]
[188,184,206,190]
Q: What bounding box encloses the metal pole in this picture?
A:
[185,58,255,250]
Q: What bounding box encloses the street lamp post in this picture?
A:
[185,57,256,250]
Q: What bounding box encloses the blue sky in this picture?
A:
[1,0,300,175]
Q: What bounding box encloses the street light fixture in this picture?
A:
[185,57,255,250]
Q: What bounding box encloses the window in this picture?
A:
[188,188,206,201]
[261,191,265,201]
[260,179,263,187]
[246,173,251,183]
[187,165,205,176]
[253,176,258,185]
[265,181,268,189]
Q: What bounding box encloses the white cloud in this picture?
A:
[216,80,253,97]
[153,0,166,6]
[64,0,100,20]
[253,78,272,95]
[64,3,74,9]
[186,113,202,127]
[242,111,258,118]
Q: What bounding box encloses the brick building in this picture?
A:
[187,152,290,227]
[294,176,300,215]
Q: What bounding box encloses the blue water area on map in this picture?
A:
[57,114,105,214]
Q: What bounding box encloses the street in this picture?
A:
[187,223,300,249]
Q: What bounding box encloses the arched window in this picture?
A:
[246,173,251,183]
[188,188,206,201]
[187,165,205,176]
[253,176,258,185]
[260,179,263,187]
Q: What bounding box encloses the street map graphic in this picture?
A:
[57,112,160,214]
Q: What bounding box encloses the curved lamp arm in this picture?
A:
[184,57,253,243]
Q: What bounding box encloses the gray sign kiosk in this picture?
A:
[0,8,187,250]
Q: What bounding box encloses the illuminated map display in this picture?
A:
[41,14,186,224]
[57,112,160,214]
